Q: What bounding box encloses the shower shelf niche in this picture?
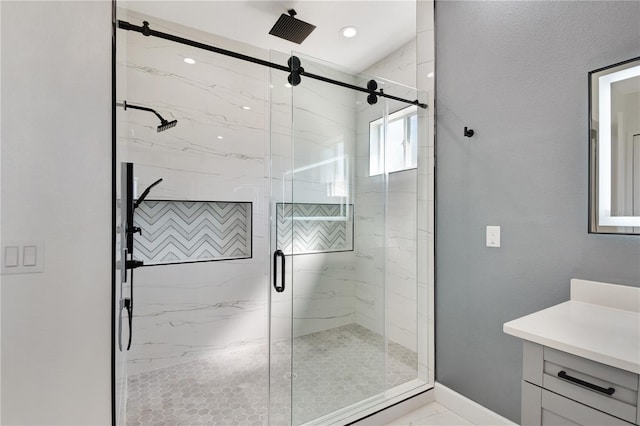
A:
[276,202,354,255]
[133,200,252,265]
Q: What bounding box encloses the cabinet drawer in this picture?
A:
[541,388,632,426]
[543,347,638,423]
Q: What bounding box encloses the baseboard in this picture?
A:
[350,387,435,426]
[434,382,516,425]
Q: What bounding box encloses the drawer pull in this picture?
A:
[557,371,615,396]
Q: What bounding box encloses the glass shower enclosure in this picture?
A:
[114,8,430,425]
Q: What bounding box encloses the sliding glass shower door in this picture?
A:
[114,11,428,424]
[269,52,425,425]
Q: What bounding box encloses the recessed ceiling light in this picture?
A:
[242,106,251,110]
[284,83,292,88]
[184,57,196,64]
[340,26,357,38]
[217,136,223,139]
[427,72,435,78]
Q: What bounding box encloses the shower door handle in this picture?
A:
[273,249,285,293]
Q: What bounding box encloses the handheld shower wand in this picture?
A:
[117,101,177,132]
[134,178,163,209]
[119,165,164,352]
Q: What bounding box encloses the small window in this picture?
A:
[369,105,418,176]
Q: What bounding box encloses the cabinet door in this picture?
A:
[522,381,542,425]
[522,381,632,426]
[541,389,631,425]
[543,347,638,423]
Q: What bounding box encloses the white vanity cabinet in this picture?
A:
[504,279,640,426]
[521,341,639,425]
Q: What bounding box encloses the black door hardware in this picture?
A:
[118,20,427,110]
[123,297,133,350]
[273,250,285,293]
[557,371,615,396]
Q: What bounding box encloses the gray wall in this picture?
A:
[435,1,640,422]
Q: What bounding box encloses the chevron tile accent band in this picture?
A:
[276,203,354,255]
[133,201,252,264]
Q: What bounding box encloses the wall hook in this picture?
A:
[464,127,475,137]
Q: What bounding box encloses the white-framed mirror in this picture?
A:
[589,57,640,234]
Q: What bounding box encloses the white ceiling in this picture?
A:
[124,0,416,73]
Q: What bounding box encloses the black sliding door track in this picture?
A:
[117,20,427,109]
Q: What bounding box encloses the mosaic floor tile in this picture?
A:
[127,324,417,425]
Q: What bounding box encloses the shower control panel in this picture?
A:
[1,241,44,274]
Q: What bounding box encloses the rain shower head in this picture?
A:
[157,119,177,132]
[269,9,316,44]
[118,101,178,132]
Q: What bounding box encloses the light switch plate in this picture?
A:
[1,241,44,274]
[23,245,37,266]
[486,226,501,248]
[5,246,19,267]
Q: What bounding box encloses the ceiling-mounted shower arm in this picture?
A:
[117,20,427,110]
[117,101,178,132]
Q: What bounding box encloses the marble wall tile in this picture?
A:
[127,258,269,375]
[349,2,435,388]
[417,30,435,67]
[120,12,272,375]
[355,44,420,354]
[364,39,417,88]
[120,10,366,376]
[270,252,359,340]
[119,5,435,387]
[353,89,387,346]
[417,0,435,33]
[387,170,418,351]
[270,58,360,340]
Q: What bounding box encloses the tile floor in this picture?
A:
[127,323,418,425]
[386,402,474,426]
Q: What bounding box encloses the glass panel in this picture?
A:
[380,84,420,392]
[115,8,429,426]
[269,49,294,426]
[415,87,430,386]
[116,11,271,425]
[290,53,387,425]
[114,6,129,425]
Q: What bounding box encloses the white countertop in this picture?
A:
[504,280,640,374]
